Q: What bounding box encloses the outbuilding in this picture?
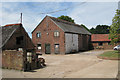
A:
[91,34,120,49]
[1,23,37,71]
[32,16,91,54]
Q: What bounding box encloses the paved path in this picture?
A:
[1,50,118,78]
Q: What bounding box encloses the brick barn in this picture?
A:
[1,23,37,71]
[91,34,120,49]
[32,16,91,54]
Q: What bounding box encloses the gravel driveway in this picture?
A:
[2,50,118,78]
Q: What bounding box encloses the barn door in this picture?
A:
[54,44,60,54]
[45,44,51,54]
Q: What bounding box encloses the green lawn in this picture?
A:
[98,50,120,59]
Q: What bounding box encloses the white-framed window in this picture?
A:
[36,32,41,38]
[54,31,60,37]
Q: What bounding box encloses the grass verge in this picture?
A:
[98,50,120,60]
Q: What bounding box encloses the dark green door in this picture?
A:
[45,44,51,54]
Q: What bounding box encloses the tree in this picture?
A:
[89,27,96,34]
[89,25,110,34]
[80,24,90,32]
[57,15,75,23]
[109,9,120,45]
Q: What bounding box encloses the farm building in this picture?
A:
[1,23,37,71]
[32,16,91,54]
[91,34,120,49]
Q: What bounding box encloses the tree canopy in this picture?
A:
[57,15,75,23]
[80,24,90,32]
[89,25,110,34]
[109,9,120,45]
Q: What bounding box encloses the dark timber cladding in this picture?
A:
[32,16,91,54]
[1,24,36,71]
[1,24,34,50]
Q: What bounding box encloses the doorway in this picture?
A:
[45,44,51,54]
[54,44,60,54]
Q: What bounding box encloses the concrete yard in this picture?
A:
[1,50,118,78]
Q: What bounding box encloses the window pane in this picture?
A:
[36,32,41,38]
[54,32,56,36]
[54,31,59,37]
[57,32,59,36]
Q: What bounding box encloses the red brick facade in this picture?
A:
[32,16,65,54]
[32,16,91,54]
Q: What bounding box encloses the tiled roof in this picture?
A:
[0,23,22,48]
[49,16,91,35]
[32,16,91,35]
[91,34,111,42]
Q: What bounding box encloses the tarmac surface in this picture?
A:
[1,50,118,78]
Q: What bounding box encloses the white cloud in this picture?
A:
[1,2,62,37]
[1,2,118,37]
[68,2,118,29]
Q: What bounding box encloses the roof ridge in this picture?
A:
[48,16,82,27]
[4,23,22,27]
[1,25,19,48]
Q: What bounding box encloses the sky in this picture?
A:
[0,0,119,38]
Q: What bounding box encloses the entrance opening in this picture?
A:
[45,44,51,54]
[54,44,60,54]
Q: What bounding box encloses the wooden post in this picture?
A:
[21,13,22,24]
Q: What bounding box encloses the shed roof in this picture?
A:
[91,34,111,42]
[0,23,22,48]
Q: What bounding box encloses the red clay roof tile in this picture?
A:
[4,23,21,27]
[91,34,111,42]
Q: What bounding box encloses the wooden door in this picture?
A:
[45,44,51,54]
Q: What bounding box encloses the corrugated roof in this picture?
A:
[49,16,91,35]
[0,24,21,48]
[91,34,111,42]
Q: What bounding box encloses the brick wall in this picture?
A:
[92,42,120,49]
[32,16,65,54]
[2,50,24,70]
